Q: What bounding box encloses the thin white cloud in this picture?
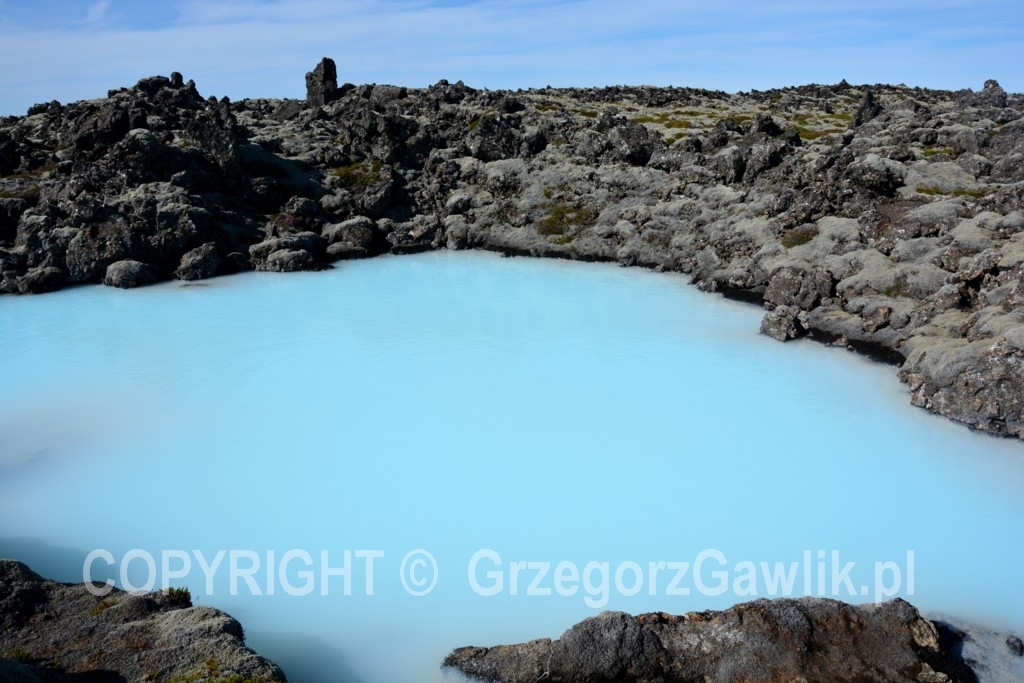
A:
[86,0,112,23]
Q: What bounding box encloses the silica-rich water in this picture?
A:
[1,250,1023,682]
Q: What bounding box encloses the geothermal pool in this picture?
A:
[1,250,1023,682]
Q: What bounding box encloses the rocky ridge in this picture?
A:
[2,60,1024,439]
[444,598,1024,683]
[0,559,285,682]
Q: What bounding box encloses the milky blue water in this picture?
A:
[1,250,1023,683]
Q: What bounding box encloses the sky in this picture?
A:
[0,0,1022,115]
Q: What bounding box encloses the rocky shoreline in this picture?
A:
[5,557,1022,683]
[444,599,1024,683]
[1,59,1023,439]
[0,559,285,682]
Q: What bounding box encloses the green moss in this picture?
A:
[534,103,560,112]
[1,168,45,180]
[330,160,383,188]
[883,273,911,298]
[915,186,985,198]
[796,127,844,141]
[724,114,752,126]
[951,187,986,198]
[632,113,690,129]
[538,201,598,236]
[826,111,854,123]
[4,160,58,179]
[922,146,955,157]
[780,224,819,248]
[90,597,117,616]
[468,116,481,131]
[0,185,40,200]
[551,235,574,245]
[573,109,598,119]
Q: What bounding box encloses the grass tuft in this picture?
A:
[780,224,819,248]
[330,160,383,188]
[165,586,192,608]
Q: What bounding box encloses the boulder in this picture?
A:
[249,232,326,271]
[175,242,220,280]
[323,216,377,260]
[760,304,803,341]
[15,266,64,294]
[103,259,156,288]
[764,266,833,310]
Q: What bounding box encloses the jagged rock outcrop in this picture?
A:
[305,57,342,107]
[1,65,1023,440]
[444,598,978,683]
[0,559,284,682]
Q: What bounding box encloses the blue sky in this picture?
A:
[1,0,1022,115]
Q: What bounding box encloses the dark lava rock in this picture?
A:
[103,259,156,288]
[324,216,378,260]
[249,232,326,271]
[0,559,285,682]
[175,242,220,280]
[854,89,883,126]
[3,60,1024,441]
[760,304,803,341]
[1008,635,1024,657]
[964,79,1008,109]
[305,57,339,107]
[14,267,64,294]
[444,598,976,683]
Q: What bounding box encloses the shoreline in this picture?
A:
[4,558,1022,683]
[1,59,1022,443]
